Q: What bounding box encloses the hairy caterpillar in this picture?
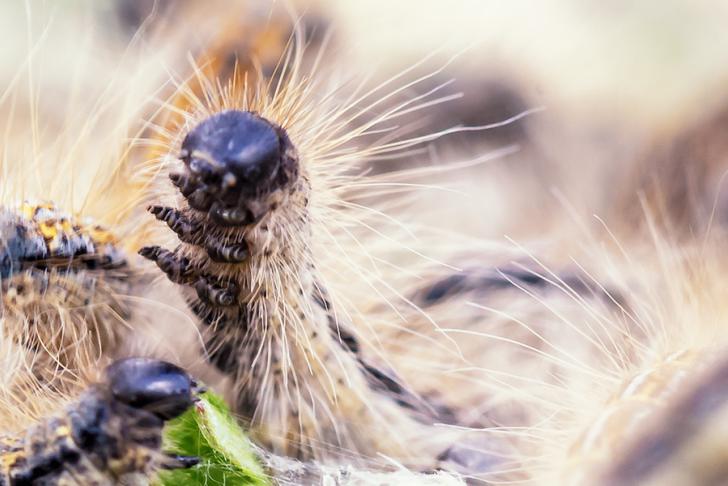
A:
[0,358,200,485]
[3,2,728,486]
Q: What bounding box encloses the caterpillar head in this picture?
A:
[106,357,200,420]
[158,108,309,265]
[173,110,300,228]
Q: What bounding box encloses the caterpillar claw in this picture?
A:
[139,246,196,284]
[205,239,249,263]
[169,171,196,197]
[148,205,202,243]
[193,276,238,307]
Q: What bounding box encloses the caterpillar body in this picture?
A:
[0,358,199,485]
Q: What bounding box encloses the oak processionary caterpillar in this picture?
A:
[2,2,728,486]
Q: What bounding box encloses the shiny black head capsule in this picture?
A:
[182,110,281,191]
[173,110,299,226]
[106,358,198,420]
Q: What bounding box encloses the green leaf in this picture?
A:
[155,392,270,486]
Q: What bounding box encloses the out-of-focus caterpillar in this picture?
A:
[0,358,200,485]
[0,2,210,483]
[0,202,128,435]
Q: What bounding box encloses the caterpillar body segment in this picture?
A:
[0,203,133,425]
[0,201,205,484]
[586,352,728,486]
[0,358,200,485]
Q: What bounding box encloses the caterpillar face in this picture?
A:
[175,110,299,228]
[106,358,199,421]
[0,358,200,485]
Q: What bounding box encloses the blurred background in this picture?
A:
[114,0,728,239]
[310,0,728,239]
[4,0,728,240]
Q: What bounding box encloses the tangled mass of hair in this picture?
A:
[1,1,728,485]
